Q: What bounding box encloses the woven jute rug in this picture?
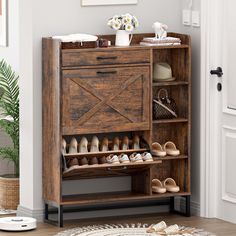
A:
[55,223,216,236]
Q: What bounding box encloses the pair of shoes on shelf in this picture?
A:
[151,141,180,157]
[106,152,153,164]
[108,135,140,151]
[67,156,100,168]
[152,178,180,194]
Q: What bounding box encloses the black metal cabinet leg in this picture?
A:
[58,205,63,227]
[185,196,191,217]
[170,197,175,213]
[45,203,49,221]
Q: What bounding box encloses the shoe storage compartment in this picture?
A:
[61,66,151,135]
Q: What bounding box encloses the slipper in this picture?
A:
[151,142,166,157]
[163,141,180,156]
[121,136,129,150]
[118,154,130,163]
[141,152,153,162]
[79,137,88,153]
[68,137,78,154]
[147,221,167,233]
[163,178,180,193]
[106,154,120,164]
[90,136,99,153]
[163,224,179,234]
[129,153,143,163]
[152,179,166,194]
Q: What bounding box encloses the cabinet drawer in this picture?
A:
[61,66,151,134]
[62,49,150,67]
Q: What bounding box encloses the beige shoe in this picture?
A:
[79,137,88,153]
[121,136,129,150]
[151,142,166,157]
[101,137,109,152]
[69,137,78,154]
[129,153,143,163]
[152,179,166,194]
[112,137,120,151]
[163,178,180,193]
[141,152,153,162]
[61,138,67,155]
[106,154,120,164]
[90,136,99,153]
[132,135,140,149]
[163,141,180,156]
[118,154,130,163]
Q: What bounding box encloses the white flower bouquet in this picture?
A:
[107,13,139,32]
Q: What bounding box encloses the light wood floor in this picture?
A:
[1,213,236,235]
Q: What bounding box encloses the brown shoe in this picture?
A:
[69,137,78,154]
[112,137,120,151]
[68,158,79,167]
[101,137,109,152]
[98,156,107,164]
[89,157,98,165]
[79,157,89,166]
[121,136,129,150]
[132,135,140,149]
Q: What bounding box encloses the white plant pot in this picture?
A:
[115,30,133,46]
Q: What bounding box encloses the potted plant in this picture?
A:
[107,13,139,46]
[0,59,19,210]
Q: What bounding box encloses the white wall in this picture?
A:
[181,0,201,213]
[18,0,184,218]
[0,0,19,175]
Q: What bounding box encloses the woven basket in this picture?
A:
[0,176,19,210]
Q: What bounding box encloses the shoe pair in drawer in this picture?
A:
[62,135,141,155]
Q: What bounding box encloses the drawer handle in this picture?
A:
[97,71,117,75]
[107,166,127,171]
[96,56,118,60]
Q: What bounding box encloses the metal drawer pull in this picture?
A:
[97,71,117,75]
[96,56,118,60]
[107,166,127,171]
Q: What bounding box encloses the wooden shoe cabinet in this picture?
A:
[42,33,191,226]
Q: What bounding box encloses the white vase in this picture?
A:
[115,30,133,46]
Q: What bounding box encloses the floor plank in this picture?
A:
[0,213,236,235]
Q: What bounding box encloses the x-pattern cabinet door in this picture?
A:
[61,66,150,134]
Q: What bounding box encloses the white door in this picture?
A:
[202,0,236,223]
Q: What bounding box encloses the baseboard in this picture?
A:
[17,205,44,222]
[180,198,200,216]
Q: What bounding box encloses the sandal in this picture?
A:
[151,142,166,157]
[141,152,153,162]
[163,141,180,156]
[146,221,167,233]
[106,154,120,164]
[152,179,166,194]
[118,154,130,163]
[129,153,143,163]
[163,178,180,193]
[68,137,78,154]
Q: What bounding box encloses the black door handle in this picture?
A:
[210,67,223,77]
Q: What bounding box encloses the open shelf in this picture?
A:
[152,155,188,161]
[153,81,189,87]
[152,118,188,124]
[61,191,191,206]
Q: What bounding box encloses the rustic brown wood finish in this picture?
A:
[42,33,191,226]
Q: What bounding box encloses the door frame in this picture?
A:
[200,0,221,218]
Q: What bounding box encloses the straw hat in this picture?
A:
[153,63,175,82]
